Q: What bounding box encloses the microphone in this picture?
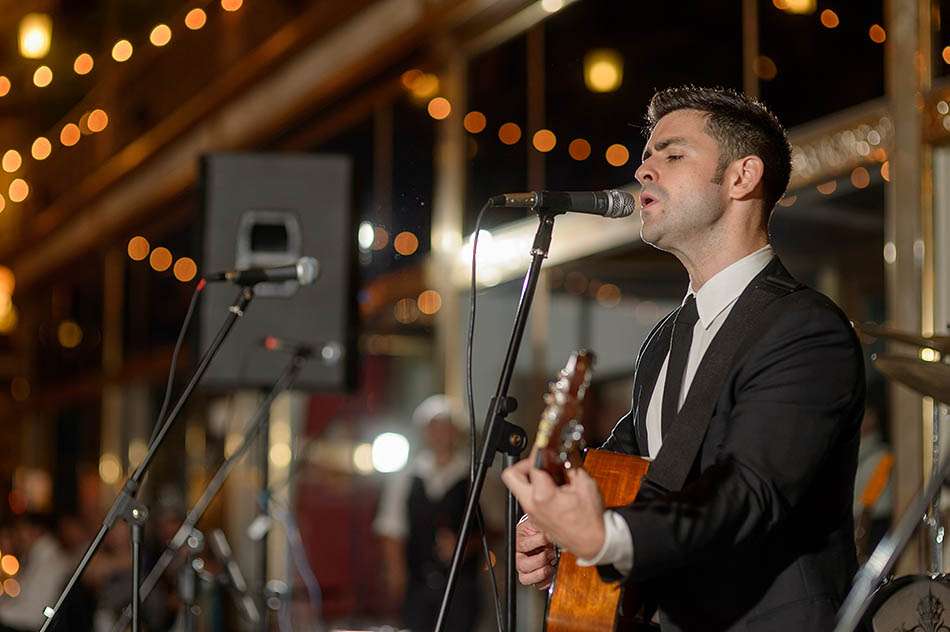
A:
[209,529,261,623]
[489,189,636,218]
[207,256,319,286]
[261,336,343,364]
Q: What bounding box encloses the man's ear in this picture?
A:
[726,155,765,201]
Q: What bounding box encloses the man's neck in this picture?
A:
[675,233,770,291]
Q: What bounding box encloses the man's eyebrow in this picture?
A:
[641,136,690,161]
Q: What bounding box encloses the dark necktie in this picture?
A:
[661,295,699,435]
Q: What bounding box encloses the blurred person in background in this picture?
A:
[852,401,893,561]
[373,395,481,632]
[0,512,73,632]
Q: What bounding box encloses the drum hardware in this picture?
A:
[837,323,950,630]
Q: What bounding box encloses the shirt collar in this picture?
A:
[685,245,775,329]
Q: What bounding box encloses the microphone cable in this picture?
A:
[466,200,505,632]
[147,278,207,448]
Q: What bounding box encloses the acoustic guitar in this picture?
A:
[532,350,656,632]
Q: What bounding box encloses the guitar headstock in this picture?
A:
[532,350,595,486]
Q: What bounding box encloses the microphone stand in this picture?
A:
[40,286,256,632]
[109,346,310,632]
[436,210,560,632]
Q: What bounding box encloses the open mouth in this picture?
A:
[639,192,659,209]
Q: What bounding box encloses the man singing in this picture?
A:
[503,86,865,631]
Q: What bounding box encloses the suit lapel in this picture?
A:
[632,310,677,453]
[646,257,800,491]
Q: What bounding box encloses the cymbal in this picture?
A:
[873,354,950,403]
[856,322,950,355]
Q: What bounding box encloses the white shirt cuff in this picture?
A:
[575,510,633,575]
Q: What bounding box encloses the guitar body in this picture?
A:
[545,449,651,632]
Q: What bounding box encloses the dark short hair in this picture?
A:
[645,86,792,221]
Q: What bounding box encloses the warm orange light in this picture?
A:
[8,179,28,203]
[394,231,419,256]
[754,56,777,80]
[463,111,487,134]
[394,298,419,324]
[3,579,19,598]
[498,123,522,145]
[112,39,133,62]
[221,0,243,11]
[149,24,172,47]
[595,283,621,308]
[74,53,94,75]
[409,74,439,100]
[185,8,207,30]
[33,65,52,88]
[173,257,197,282]
[0,77,9,97]
[605,144,630,167]
[820,9,839,28]
[532,129,557,153]
[0,195,6,214]
[816,180,837,195]
[400,69,423,90]
[417,290,442,315]
[850,166,870,189]
[0,266,13,295]
[943,47,950,65]
[87,109,109,133]
[2,151,21,174]
[128,236,150,261]
[569,139,592,161]
[372,227,389,251]
[427,97,451,120]
[150,247,173,271]
[0,555,17,577]
[60,123,80,147]
[31,137,51,160]
[869,24,886,44]
[881,161,890,182]
[57,320,83,349]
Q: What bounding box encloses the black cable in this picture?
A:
[147,278,206,447]
[465,201,504,632]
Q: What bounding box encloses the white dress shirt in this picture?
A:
[577,245,775,573]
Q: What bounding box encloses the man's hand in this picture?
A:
[515,515,556,589]
[502,458,606,560]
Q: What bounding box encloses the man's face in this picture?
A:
[635,109,726,251]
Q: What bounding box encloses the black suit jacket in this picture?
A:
[600,258,865,631]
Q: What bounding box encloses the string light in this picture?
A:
[185,9,207,30]
[31,137,51,160]
[427,97,451,120]
[32,66,52,88]
[569,138,592,160]
[463,111,487,133]
[820,9,839,28]
[149,24,172,47]
[111,39,133,62]
[87,109,109,133]
[18,14,52,59]
[605,144,630,167]
[869,24,886,44]
[149,247,172,271]
[221,0,244,11]
[73,53,94,75]
[532,129,557,152]
[0,77,9,97]
[2,151,21,174]
[173,257,197,282]
[498,123,522,145]
[8,180,28,203]
[60,124,80,147]
[127,236,150,261]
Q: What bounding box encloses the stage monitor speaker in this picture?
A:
[199,153,354,392]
